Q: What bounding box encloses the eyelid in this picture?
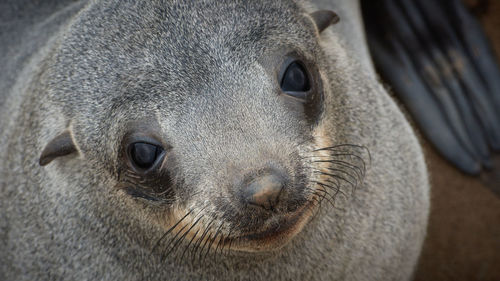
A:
[282,91,308,101]
[125,134,164,148]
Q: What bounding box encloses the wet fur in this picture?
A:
[0,0,429,280]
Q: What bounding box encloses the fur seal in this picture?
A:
[0,0,429,280]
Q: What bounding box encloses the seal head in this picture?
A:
[38,0,349,253]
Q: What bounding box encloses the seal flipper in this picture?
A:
[364,0,482,174]
[383,0,488,167]
[445,0,500,137]
[39,131,77,166]
[395,0,492,169]
[399,0,492,168]
[366,31,481,175]
[362,0,500,174]
[415,0,500,151]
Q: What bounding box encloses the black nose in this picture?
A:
[242,174,284,211]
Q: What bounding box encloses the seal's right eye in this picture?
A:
[128,142,164,171]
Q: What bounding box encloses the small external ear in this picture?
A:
[39,130,77,166]
[310,10,339,33]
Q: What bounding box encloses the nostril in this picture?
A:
[243,174,284,211]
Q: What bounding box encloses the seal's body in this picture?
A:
[0,1,429,280]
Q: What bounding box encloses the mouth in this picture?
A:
[154,194,320,260]
[226,198,317,252]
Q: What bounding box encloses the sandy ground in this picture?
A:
[413,1,500,280]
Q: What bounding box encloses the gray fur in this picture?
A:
[0,0,429,280]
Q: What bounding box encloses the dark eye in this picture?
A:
[280,61,311,93]
[129,142,164,170]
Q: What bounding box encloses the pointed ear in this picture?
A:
[310,10,339,33]
[39,130,77,166]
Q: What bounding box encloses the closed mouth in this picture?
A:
[226,198,317,252]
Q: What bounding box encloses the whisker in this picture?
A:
[160,221,190,261]
[224,226,235,256]
[308,158,365,180]
[303,187,326,214]
[318,153,366,171]
[308,193,325,218]
[313,180,348,200]
[313,144,370,156]
[310,188,337,209]
[191,218,216,264]
[214,230,226,261]
[313,169,357,188]
[152,209,193,255]
[167,214,205,262]
[203,223,224,261]
[198,232,213,263]
[227,226,236,255]
[180,224,202,261]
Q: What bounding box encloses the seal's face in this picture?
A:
[45,0,367,255]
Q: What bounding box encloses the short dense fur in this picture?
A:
[0,0,429,280]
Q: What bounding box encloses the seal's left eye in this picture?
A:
[129,142,164,170]
[280,61,311,94]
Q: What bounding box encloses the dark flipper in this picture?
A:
[396,0,492,169]
[367,32,481,174]
[445,0,500,130]
[362,0,500,175]
[415,0,500,151]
